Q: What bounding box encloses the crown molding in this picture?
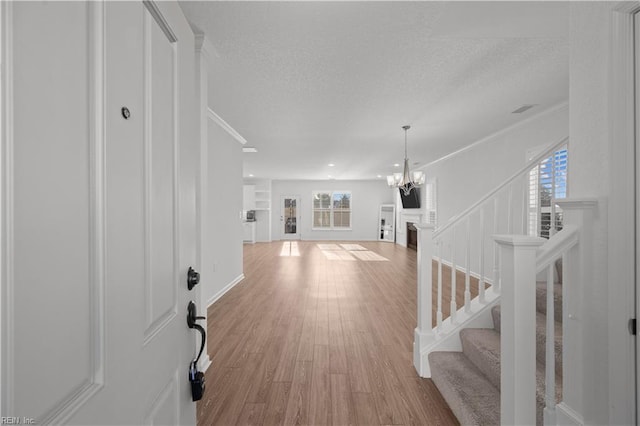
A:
[207,108,247,145]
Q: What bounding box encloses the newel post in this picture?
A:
[414,223,435,377]
[493,235,545,426]
[554,198,597,424]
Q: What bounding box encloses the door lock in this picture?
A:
[187,267,200,290]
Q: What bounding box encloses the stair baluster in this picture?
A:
[464,216,471,313]
[543,264,556,425]
[437,240,443,330]
[479,208,486,304]
[450,226,457,324]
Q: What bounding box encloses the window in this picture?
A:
[528,147,568,238]
[425,180,437,226]
[312,191,351,229]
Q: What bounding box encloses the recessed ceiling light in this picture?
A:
[248,174,254,177]
[327,175,332,178]
[328,163,335,167]
[377,175,382,178]
[243,146,258,153]
[393,163,400,167]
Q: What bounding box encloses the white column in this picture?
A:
[493,234,545,426]
[414,223,435,376]
[555,198,597,425]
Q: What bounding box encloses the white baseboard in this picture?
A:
[207,273,245,307]
[198,354,212,373]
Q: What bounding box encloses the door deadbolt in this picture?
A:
[187,267,200,290]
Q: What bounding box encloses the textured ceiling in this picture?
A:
[179,1,569,181]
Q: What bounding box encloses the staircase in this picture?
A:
[428,272,563,425]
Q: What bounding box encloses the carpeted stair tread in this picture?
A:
[429,351,500,426]
[536,281,562,320]
[492,305,563,376]
[460,328,501,389]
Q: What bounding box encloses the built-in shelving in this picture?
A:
[243,179,272,242]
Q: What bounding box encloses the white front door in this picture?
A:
[1,2,198,424]
[636,11,640,424]
[280,195,300,240]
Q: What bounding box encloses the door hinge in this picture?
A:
[629,318,636,335]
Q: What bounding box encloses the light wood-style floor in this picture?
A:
[197,241,463,426]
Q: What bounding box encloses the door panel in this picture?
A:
[6,2,101,421]
[281,196,300,240]
[144,3,178,342]
[2,1,197,424]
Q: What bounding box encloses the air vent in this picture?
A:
[512,104,537,114]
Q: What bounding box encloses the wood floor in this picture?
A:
[197,241,462,426]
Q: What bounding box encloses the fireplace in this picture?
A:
[406,222,418,251]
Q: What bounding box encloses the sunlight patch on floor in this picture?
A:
[349,250,388,261]
[321,250,356,261]
[280,241,300,257]
[339,244,367,251]
[316,243,388,261]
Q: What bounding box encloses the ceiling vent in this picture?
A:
[243,146,258,153]
[511,104,537,114]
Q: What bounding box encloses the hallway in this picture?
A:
[197,241,459,425]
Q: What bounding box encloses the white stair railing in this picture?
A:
[494,199,597,425]
[414,136,569,377]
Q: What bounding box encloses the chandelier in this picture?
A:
[387,125,425,196]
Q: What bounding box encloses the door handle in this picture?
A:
[187,301,206,401]
[187,300,205,329]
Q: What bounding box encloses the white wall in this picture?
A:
[271,180,394,241]
[203,118,244,306]
[423,103,569,227]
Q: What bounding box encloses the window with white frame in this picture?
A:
[424,179,437,226]
[528,147,568,238]
[312,191,351,229]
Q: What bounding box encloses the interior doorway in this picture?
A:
[280,195,300,240]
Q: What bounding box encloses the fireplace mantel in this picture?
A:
[398,211,424,247]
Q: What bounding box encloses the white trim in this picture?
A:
[195,30,210,373]
[1,0,13,414]
[609,3,640,425]
[421,101,569,170]
[198,355,211,374]
[207,274,245,307]
[207,108,247,145]
[86,0,106,393]
[555,402,584,426]
[194,32,218,61]
[142,1,177,43]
